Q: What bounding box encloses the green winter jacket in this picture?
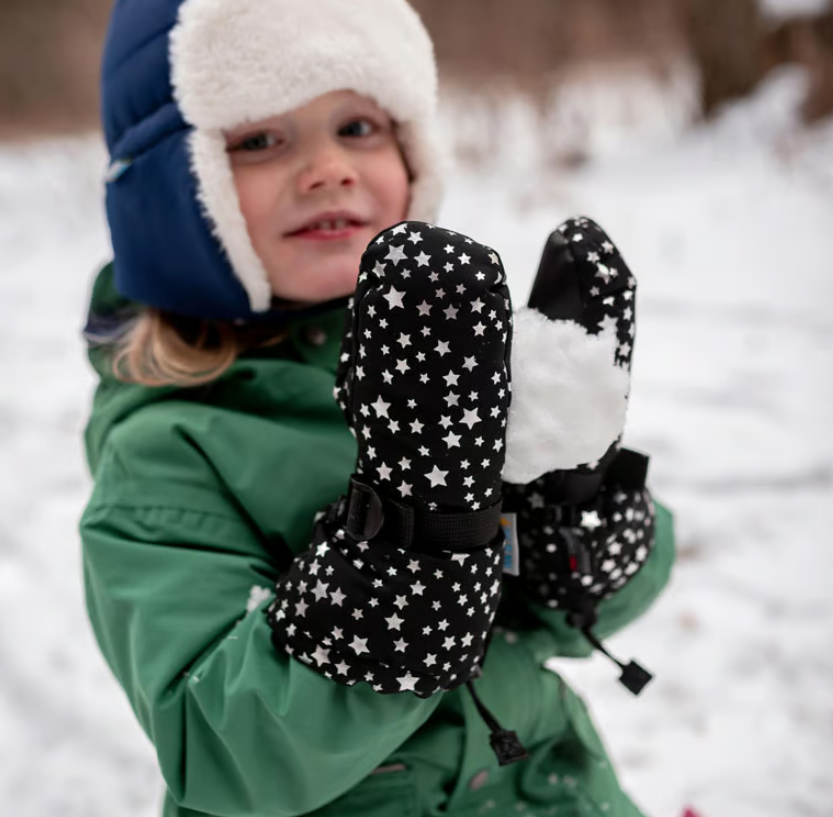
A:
[80,265,675,817]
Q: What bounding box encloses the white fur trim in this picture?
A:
[503,307,631,484]
[170,0,443,312]
[190,130,274,311]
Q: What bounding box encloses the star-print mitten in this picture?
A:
[502,217,656,692]
[267,221,513,699]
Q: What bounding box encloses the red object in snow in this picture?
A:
[682,810,702,817]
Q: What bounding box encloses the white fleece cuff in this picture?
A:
[503,307,631,484]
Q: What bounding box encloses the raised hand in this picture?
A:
[268,221,513,699]
[502,217,656,693]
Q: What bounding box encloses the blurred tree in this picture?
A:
[0,0,829,137]
[679,0,833,120]
[679,0,765,114]
[0,0,108,136]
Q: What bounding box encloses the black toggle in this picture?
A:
[580,626,654,696]
[489,729,530,766]
[618,661,653,696]
[465,679,530,766]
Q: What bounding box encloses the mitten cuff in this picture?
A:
[510,483,656,610]
[266,505,504,697]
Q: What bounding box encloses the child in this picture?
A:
[81,1,675,816]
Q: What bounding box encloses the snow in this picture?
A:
[758,0,831,21]
[2,67,832,816]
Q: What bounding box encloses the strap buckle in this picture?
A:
[344,477,384,541]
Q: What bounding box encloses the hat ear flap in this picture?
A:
[188,130,273,312]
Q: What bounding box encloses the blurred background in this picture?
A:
[1,1,832,816]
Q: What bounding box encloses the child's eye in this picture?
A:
[232,132,283,153]
[339,118,376,138]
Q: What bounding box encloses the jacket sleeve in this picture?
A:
[506,499,676,655]
[80,443,442,817]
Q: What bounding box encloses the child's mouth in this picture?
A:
[288,217,367,241]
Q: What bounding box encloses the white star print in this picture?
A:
[385,612,404,630]
[415,251,431,267]
[595,264,614,284]
[426,465,449,488]
[383,286,405,309]
[461,408,480,429]
[312,646,330,666]
[581,510,603,530]
[350,636,369,655]
[371,396,391,418]
[435,341,450,357]
[442,431,462,449]
[385,245,407,265]
[397,672,419,692]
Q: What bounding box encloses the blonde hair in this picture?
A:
[112,308,286,388]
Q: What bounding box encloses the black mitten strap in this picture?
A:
[345,477,503,553]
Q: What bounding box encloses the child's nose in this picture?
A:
[296,144,358,194]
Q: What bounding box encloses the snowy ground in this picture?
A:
[1,69,831,817]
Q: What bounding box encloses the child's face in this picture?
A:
[225,90,411,304]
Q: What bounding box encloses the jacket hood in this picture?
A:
[100,0,444,321]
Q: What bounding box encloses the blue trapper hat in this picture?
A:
[101,0,257,320]
[100,0,444,322]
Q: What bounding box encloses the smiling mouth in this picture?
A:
[287,217,369,237]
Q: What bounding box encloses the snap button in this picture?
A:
[468,769,490,791]
[304,326,327,347]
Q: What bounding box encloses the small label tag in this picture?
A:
[501,512,521,576]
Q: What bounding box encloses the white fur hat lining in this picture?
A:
[170,0,444,312]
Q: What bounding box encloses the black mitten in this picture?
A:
[267,221,513,699]
[502,217,656,693]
